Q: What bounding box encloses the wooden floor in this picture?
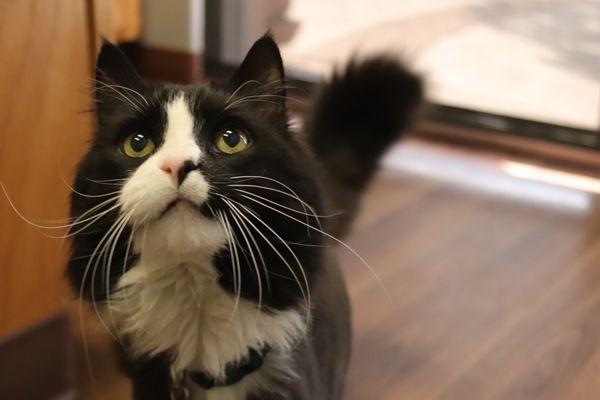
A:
[76,139,600,399]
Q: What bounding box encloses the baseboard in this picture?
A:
[416,120,600,173]
[139,45,203,84]
[0,311,74,399]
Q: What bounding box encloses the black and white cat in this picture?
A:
[68,35,421,400]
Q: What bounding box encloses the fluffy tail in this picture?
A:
[305,57,423,237]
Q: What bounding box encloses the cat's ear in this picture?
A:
[95,39,144,97]
[228,34,286,115]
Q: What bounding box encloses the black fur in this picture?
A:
[306,57,422,236]
[67,35,421,399]
[69,37,324,310]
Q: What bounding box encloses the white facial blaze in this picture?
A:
[119,93,208,225]
[160,94,202,166]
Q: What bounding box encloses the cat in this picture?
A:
[67,34,422,400]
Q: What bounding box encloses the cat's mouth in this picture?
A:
[157,194,214,219]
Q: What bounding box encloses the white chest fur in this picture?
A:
[107,211,305,399]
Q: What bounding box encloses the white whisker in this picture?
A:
[94,81,146,112]
[225,80,260,104]
[240,193,391,302]
[229,175,323,232]
[229,201,271,294]
[234,188,339,219]
[0,181,120,233]
[221,197,312,319]
[226,202,264,321]
[104,211,133,335]
[217,211,243,329]
[98,82,149,107]
[80,212,130,344]
[55,202,122,241]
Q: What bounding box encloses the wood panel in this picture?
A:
[93,0,142,43]
[0,0,93,338]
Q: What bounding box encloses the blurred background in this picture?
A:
[0,0,599,399]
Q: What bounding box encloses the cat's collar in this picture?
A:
[188,346,271,390]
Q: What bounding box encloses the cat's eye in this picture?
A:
[122,133,155,158]
[215,128,249,154]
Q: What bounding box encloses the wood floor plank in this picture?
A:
[344,142,600,400]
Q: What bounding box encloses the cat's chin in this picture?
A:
[134,203,227,260]
[162,197,200,218]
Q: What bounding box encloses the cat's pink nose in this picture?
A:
[161,159,197,185]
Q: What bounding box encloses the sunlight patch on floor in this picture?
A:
[382,140,595,214]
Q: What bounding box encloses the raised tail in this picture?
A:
[305,57,423,237]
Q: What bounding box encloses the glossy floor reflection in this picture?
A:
[345,139,600,399]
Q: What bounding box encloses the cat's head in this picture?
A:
[69,35,323,310]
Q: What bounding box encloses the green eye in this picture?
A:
[123,133,155,158]
[215,128,249,154]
